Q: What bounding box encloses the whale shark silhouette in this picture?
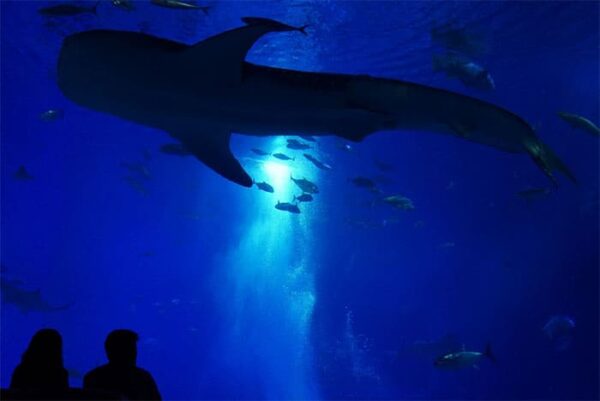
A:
[57,17,575,187]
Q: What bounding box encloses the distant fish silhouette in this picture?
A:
[39,2,98,17]
[39,109,64,122]
[1,277,73,314]
[14,165,34,181]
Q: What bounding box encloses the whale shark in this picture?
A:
[57,17,575,187]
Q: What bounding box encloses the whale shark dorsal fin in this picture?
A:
[172,130,253,187]
[185,18,303,85]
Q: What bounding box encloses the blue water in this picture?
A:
[1,1,598,399]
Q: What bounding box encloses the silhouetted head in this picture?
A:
[105,329,139,366]
[22,328,64,368]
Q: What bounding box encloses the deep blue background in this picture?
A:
[1,1,598,399]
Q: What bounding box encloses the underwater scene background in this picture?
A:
[1,1,598,399]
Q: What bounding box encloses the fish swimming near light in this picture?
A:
[1,277,73,314]
[557,112,600,137]
[291,175,319,194]
[294,193,313,202]
[56,17,574,188]
[255,181,274,193]
[14,165,34,181]
[160,143,192,156]
[39,2,98,17]
[275,201,300,214]
[272,153,295,161]
[434,343,495,370]
[433,53,495,91]
[299,135,316,142]
[151,0,210,14]
[303,153,332,170]
[39,109,64,122]
[251,148,270,156]
[286,138,311,150]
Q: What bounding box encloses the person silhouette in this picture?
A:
[10,328,69,392]
[83,329,161,400]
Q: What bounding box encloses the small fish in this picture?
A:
[557,112,600,137]
[112,0,135,11]
[294,193,313,202]
[337,142,353,152]
[303,153,332,170]
[14,166,34,181]
[39,109,64,122]
[286,139,311,150]
[251,148,270,156]
[242,17,308,35]
[383,195,415,211]
[275,201,301,214]
[160,143,192,156]
[434,344,495,370]
[350,177,376,189]
[298,135,316,142]
[255,181,274,193]
[291,175,319,194]
[39,2,99,17]
[151,0,210,14]
[272,153,295,161]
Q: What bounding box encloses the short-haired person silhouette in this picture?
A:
[83,329,161,400]
[10,328,69,393]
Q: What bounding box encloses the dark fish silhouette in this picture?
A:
[275,201,300,214]
[286,139,311,150]
[1,277,72,314]
[151,0,210,14]
[255,181,274,193]
[303,153,331,170]
[350,176,376,189]
[251,148,270,156]
[39,109,64,121]
[39,2,98,17]
[14,165,34,181]
[294,193,313,202]
[273,153,294,161]
[291,175,319,194]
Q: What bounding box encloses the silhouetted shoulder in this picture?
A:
[10,363,68,390]
[133,367,161,400]
[83,364,110,388]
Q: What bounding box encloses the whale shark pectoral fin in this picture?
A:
[173,130,253,187]
[184,19,303,85]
